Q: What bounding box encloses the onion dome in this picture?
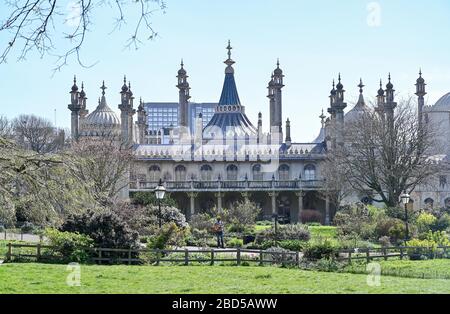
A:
[417,69,425,84]
[336,73,344,90]
[428,92,450,112]
[121,75,129,93]
[127,81,133,97]
[71,75,78,92]
[386,73,394,90]
[378,79,384,96]
[178,59,187,76]
[274,59,283,76]
[79,82,86,98]
[84,81,121,127]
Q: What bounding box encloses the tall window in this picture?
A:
[304,164,316,181]
[201,164,213,181]
[226,164,238,181]
[252,164,263,181]
[175,165,187,181]
[149,165,161,181]
[278,164,290,181]
[424,198,434,209]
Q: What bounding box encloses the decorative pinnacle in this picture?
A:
[419,68,422,77]
[73,75,77,84]
[227,40,232,60]
[320,109,326,126]
[358,78,365,94]
[181,59,184,68]
[100,81,107,95]
[123,75,126,84]
[277,58,280,68]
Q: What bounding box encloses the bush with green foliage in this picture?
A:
[226,237,243,248]
[44,228,93,262]
[224,200,261,233]
[131,191,178,207]
[303,238,340,260]
[61,210,139,249]
[416,212,437,234]
[255,224,310,243]
[147,222,189,250]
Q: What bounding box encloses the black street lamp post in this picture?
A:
[400,191,411,241]
[154,179,166,229]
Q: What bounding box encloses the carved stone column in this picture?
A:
[215,192,223,212]
[269,192,278,214]
[295,191,304,223]
[187,192,198,217]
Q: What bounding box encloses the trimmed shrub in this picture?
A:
[61,210,140,249]
[147,222,189,250]
[303,239,340,260]
[416,212,437,234]
[226,237,243,248]
[45,228,93,263]
[255,224,310,243]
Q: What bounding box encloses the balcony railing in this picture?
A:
[130,179,324,191]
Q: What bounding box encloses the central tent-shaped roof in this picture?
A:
[204,41,257,138]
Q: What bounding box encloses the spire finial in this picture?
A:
[358,78,365,94]
[277,58,280,68]
[419,68,422,76]
[320,109,326,126]
[227,40,232,60]
[181,58,184,68]
[73,75,77,84]
[338,73,341,83]
[123,75,126,84]
[388,72,391,82]
[81,81,84,90]
[101,81,107,96]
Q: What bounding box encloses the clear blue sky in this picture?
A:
[1,0,449,142]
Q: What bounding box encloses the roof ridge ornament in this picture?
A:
[224,40,235,74]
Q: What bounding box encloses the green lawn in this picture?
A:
[1,263,450,294]
[344,259,450,280]
[309,226,337,239]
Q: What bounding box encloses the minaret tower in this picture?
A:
[118,76,136,144]
[375,79,385,117]
[79,82,89,119]
[415,69,427,130]
[177,59,191,130]
[257,112,263,143]
[136,98,147,144]
[384,73,397,123]
[272,59,284,141]
[285,118,292,147]
[68,75,81,140]
[328,74,347,148]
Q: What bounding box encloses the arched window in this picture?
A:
[226,164,238,181]
[278,164,290,181]
[252,164,263,181]
[175,165,187,181]
[424,198,434,209]
[445,197,450,210]
[304,164,316,181]
[201,164,213,181]
[149,165,161,181]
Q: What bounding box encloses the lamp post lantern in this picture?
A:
[400,191,410,241]
[154,178,166,228]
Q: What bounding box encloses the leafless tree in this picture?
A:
[64,136,132,206]
[0,0,167,72]
[0,115,13,137]
[335,98,439,208]
[12,114,65,153]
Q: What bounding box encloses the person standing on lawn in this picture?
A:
[213,217,225,248]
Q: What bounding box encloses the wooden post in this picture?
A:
[366,249,370,263]
[98,249,102,265]
[281,252,286,267]
[156,249,160,266]
[400,248,404,260]
[3,230,6,240]
[20,232,23,241]
[184,249,189,266]
[295,251,300,267]
[236,248,241,266]
[6,243,12,262]
[128,248,132,265]
[36,243,41,262]
[383,248,388,261]
[259,250,263,266]
[210,249,214,266]
[348,251,352,264]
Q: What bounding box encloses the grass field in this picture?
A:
[1,263,450,294]
[344,259,450,280]
[309,226,337,239]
